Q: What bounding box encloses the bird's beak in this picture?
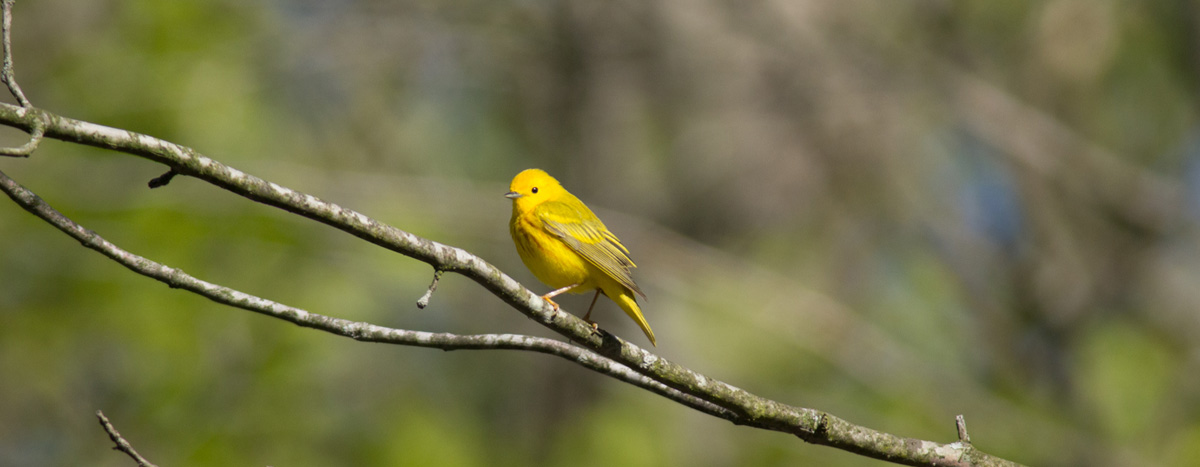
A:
[504,191,521,199]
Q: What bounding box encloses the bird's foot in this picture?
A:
[540,294,561,311]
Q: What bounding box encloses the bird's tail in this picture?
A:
[610,287,656,346]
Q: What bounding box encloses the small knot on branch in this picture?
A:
[416,269,444,309]
[147,169,179,188]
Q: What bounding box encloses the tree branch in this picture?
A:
[0,104,1021,466]
[0,167,737,423]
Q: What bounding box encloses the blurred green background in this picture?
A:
[2,0,1199,465]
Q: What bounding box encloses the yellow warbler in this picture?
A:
[505,169,656,346]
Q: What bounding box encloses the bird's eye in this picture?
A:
[531,187,538,194]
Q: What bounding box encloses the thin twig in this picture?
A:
[96,411,158,467]
[417,269,444,309]
[0,0,28,107]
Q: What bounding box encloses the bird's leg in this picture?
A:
[540,283,579,310]
[583,290,601,330]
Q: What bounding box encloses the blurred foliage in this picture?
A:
[3,0,1200,466]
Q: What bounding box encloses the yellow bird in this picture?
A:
[505,169,656,346]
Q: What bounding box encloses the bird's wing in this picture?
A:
[536,199,646,298]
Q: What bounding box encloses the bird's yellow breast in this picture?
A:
[510,210,595,292]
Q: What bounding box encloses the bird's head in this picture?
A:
[505,168,563,209]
